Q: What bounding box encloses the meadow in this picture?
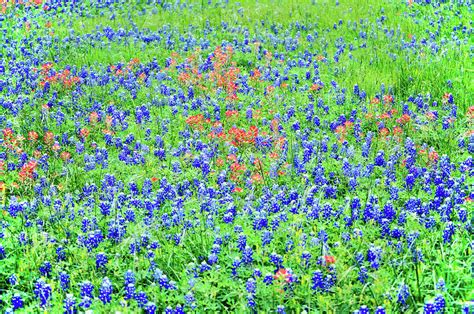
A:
[0,0,473,312]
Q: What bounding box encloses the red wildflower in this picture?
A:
[216,158,224,167]
[344,121,354,129]
[2,128,14,139]
[370,97,380,104]
[271,118,280,134]
[310,84,322,92]
[19,160,38,181]
[324,255,336,265]
[43,131,54,145]
[467,106,474,119]
[379,128,390,137]
[383,94,394,104]
[79,128,90,138]
[60,151,71,161]
[428,150,439,163]
[266,85,275,94]
[225,110,239,119]
[229,125,258,147]
[442,93,452,103]
[227,154,237,163]
[186,114,204,130]
[251,68,261,80]
[251,173,263,184]
[273,268,293,283]
[89,112,99,124]
[397,114,411,124]
[393,126,403,135]
[28,131,39,141]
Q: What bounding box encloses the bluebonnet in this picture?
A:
[434,294,445,312]
[242,245,254,265]
[39,261,52,277]
[99,277,113,304]
[311,270,325,292]
[8,274,18,286]
[96,252,108,269]
[358,305,370,314]
[79,281,94,308]
[135,291,149,308]
[63,294,77,314]
[246,278,257,294]
[0,244,5,259]
[269,252,283,269]
[397,283,410,306]
[56,246,66,262]
[358,266,368,284]
[11,294,24,310]
[59,271,70,291]
[375,307,386,314]
[34,279,52,308]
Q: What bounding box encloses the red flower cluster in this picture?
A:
[39,66,81,89]
[19,160,38,182]
[186,114,205,130]
[228,125,258,147]
[323,255,336,265]
[273,268,293,283]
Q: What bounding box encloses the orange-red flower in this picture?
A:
[310,84,322,92]
[251,173,263,184]
[225,110,239,119]
[397,114,411,124]
[2,128,13,139]
[28,131,39,141]
[324,255,336,265]
[186,114,205,130]
[467,106,474,119]
[393,126,403,136]
[79,128,90,138]
[383,94,394,104]
[89,112,99,124]
[19,160,38,181]
[370,97,380,104]
[60,151,71,161]
[273,268,292,283]
[379,128,390,137]
[43,131,54,145]
[428,150,439,163]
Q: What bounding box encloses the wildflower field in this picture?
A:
[0,0,473,313]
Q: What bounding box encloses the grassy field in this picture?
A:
[0,0,473,313]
